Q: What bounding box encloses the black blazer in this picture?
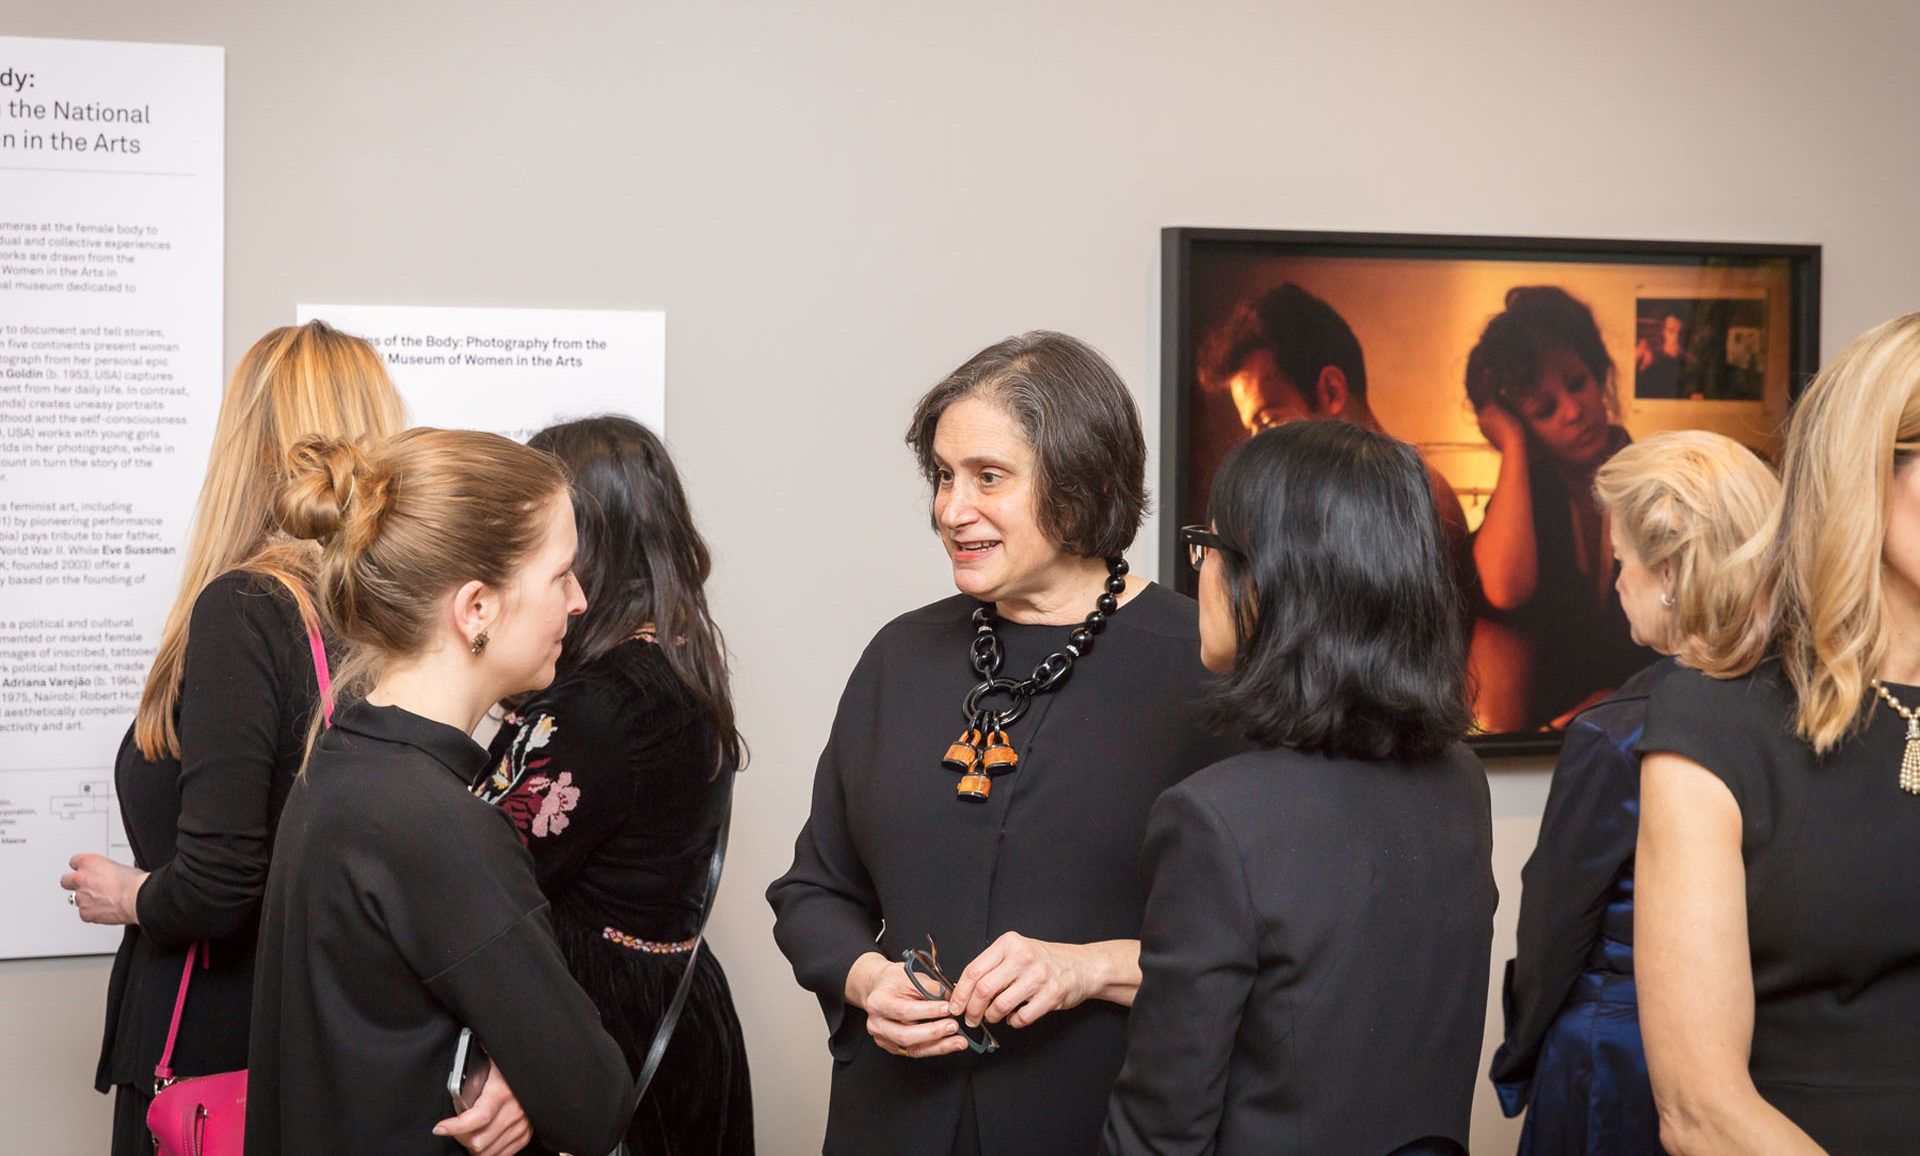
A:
[1105,744,1496,1155]
[768,586,1244,1155]
[97,571,323,1090]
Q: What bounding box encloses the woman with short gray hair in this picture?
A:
[769,331,1242,1155]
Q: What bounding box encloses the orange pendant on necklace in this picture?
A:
[942,557,1127,802]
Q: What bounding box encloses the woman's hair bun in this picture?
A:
[277,435,383,544]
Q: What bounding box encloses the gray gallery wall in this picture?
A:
[6,2,1919,1152]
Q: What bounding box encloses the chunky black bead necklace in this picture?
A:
[941,556,1129,802]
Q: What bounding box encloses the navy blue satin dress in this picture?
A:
[1490,659,1674,1155]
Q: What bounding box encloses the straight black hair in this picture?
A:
[528,415,744,773]
[1207,420,1470,761]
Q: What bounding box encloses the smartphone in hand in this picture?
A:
[447,1027,493,1113]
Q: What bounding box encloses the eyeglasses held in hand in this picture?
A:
[900,934,999,1054]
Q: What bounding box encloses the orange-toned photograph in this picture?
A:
[1160,229,1820,753]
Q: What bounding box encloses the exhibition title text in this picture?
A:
[0,68,149,155]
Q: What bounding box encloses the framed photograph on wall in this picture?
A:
[1160,228,1820,756]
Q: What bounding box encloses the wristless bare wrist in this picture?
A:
[845,951,891,1008]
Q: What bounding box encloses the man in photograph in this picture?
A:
[1198,281,1473,598]
[1636,310,1689,399]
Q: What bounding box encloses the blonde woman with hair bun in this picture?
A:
[245,429,631,1156]
[1491,430,1777,1155]
[1636,313,1920,1154]
[56,321,402,1155]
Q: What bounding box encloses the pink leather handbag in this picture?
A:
[146,617,331,1156]
[145,939,247,1156]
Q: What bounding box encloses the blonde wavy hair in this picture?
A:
[1705,311,1920,752]
[1593,430,1780,669]
[133,322,405,760]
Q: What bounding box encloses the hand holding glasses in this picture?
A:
[901,935,999,1054]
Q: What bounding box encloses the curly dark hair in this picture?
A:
[1464,285,1617,415]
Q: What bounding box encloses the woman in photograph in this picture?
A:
[476,415,752,1154]
[1103,420,1495,1155]
[245,430,631,1156]
[768,331,1244,1155]
[58,322,403,1155]
[1491,431,1779,1154]
[1636,314,1920,1153]
[1465,285,1655,732]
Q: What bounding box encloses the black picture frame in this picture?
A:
[1160,228,1821,757]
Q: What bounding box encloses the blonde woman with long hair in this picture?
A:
[1491,431,1778,1155]
[1637,314,1920,1153]
[57,322,402,1154]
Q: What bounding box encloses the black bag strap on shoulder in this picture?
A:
[610,764,735,1155]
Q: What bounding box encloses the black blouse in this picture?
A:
[767,584,1244,1155]
[246,700,630,1156]
[476,637,727,941]
[1639,662,1920,1151]
[1104,743,1496,1155]
[97,570,323,1090]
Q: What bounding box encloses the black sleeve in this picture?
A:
[1489,714,1638,1109]
[1637,667,1776,824]
[766,644,886,1063]
[378,801,631,1155]
[136,574,307,948]
[481,691,636,897]
[1104,783,1256,1156]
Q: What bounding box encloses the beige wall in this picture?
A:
[8,2,1920,1152]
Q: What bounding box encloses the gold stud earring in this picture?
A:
[470,631,489,655]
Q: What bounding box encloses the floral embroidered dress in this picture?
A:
[476,637,752,1156]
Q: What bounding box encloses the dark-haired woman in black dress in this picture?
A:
[476,415,752,1155]
[1105,421,1496,1156]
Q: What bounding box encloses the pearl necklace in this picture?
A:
[1867,679,1920,794]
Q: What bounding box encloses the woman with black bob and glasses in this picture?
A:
[769,331,1244,1155]
[474,415,751,1154]
[1105,420,1496,1156]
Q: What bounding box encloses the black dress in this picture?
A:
[246,700,631,1155]
[95,571,326,1156]
[477,637,752,1155]
[1638,661,1920,1150]
[1491,659,1674,1154]
[1103,743,1496,1155]
[767,584,1245,1155]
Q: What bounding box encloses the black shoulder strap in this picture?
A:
[611,763,734,1154]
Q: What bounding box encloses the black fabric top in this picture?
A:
[97,570,324,1090]
[476,637,726,942]
[245,700,630,1156]
[1490,657,1674,1110]
[1638,662,1920,1150]
[1472,428,1657,729]
[767,584,1246,1155]
[1103,742,1495,1155]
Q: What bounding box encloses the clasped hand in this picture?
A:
[853,931,1097,1058]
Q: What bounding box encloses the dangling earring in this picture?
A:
[470,631,490,655]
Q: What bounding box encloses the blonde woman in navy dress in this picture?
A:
[1491,431,1778,1154]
